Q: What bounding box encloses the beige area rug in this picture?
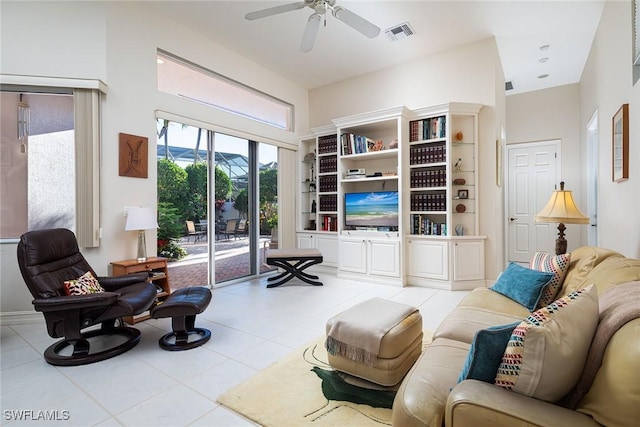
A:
[217,331,433,427]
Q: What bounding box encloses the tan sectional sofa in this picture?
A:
[392,246,640,427]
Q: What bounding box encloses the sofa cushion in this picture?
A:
[456,287,531,318]
[572,256,640,296]
[434,305,525,344]
[494,285,599,402]
[560,246,623,296]
[576,318,640,426]
[530,252,570,308]
[489,262,553,311]
[457,322,520,384]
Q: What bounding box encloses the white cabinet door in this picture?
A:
[407,239,449,280]
[297,233,315,249]
[339,238,367,273]
[316,234,338,267]
[453,240,485,281]
[368,239,400,277]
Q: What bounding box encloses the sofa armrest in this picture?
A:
[446,380,601,427]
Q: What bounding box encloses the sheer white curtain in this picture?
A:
[278,147,297,249]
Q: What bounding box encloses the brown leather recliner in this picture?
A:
[17,228,158,366]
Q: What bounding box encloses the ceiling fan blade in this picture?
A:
[245,2,306,20]
[332,6,380,38]
[300,13,322,53]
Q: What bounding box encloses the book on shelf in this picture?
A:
[340,133,377,155]
[410,116,447,142]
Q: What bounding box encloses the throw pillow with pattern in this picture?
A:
[64,271,105,295]
[530,251,571,308]
[494,284,598,402]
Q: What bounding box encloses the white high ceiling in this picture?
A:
[147,0,605,95]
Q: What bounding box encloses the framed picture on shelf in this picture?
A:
[458,189,469,199]
[612,104,629,182]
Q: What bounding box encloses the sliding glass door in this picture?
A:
[156,119,278,290]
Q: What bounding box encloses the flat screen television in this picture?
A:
[344,191,399,228]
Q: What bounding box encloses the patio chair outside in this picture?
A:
[186,221,205,243]
[222,219,238,240]
[235,219,247,239]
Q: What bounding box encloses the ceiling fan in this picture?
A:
[245,0,381,53]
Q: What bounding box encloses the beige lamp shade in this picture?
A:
[535,182,589,224]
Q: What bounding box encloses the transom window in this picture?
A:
[157,50,293,131]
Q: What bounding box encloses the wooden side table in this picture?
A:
[111,257,171,324]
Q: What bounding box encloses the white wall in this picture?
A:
[0,1,309,316]
[579,0,640,258]
[505,84,584,253]
[308,38,506,280]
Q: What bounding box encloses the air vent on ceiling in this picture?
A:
[384,22,415,41]
[505,81,514,91]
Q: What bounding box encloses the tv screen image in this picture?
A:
[345,191,399,227]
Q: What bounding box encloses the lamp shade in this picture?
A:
[125,207,158,231]
[535,182,589,224]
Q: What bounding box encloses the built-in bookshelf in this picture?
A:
[297,103,486,290]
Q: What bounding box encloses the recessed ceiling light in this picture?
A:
[539,57,549,63]
[539,44,550,51]
[157,58,164,64]
[538,74,549,79]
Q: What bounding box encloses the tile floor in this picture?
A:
[1,272,469,426]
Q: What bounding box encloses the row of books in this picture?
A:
[319,195,338,212]
[318,135,337,154]
[410,116,446,142]
[410,215,447,236]
[321,215,338,232]
[319,175,337,192]
[410,169,447,188]
[410,143,446,165]
[341,133,376,155]
[319,155,337,173]
[411,193,447,212]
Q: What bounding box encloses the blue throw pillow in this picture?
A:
[458,322,520,384]
[489,262,554,311]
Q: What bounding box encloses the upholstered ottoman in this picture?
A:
[150,286,212,351]
[325,298,423,386]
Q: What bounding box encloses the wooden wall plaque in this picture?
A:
[119,133,148,178]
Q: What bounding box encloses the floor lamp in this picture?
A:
[125,207,158,262]
[535,182,589,255]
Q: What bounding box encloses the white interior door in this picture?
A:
[507,141,560,263]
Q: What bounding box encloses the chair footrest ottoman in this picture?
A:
[150,286,212,351]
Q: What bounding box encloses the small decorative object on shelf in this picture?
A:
[453,178,466,185]
[453,158,462,172]
[455,131,464,142]
[458,189,469,199]
[456,204,466,213]
[389,139,398,149]
[311,200,316,213]
[371,140,385,151]
[455,223,464,236]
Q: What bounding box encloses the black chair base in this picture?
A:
[158,327,211,351]
[43,326,141,366]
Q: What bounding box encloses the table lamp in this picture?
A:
[535,181,589,255]
[125,207,158,262]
